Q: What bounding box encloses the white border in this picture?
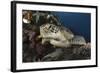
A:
[16,3,96,70]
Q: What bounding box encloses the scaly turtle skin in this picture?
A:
[39,23,74,48]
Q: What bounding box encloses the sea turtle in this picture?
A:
[39,23,73,48]
[39,23,86,48]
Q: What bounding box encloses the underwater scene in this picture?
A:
[22,10,91,62]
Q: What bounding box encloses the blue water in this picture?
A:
[52,12,91,42]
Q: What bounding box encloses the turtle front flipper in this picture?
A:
[50,39,71,48]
